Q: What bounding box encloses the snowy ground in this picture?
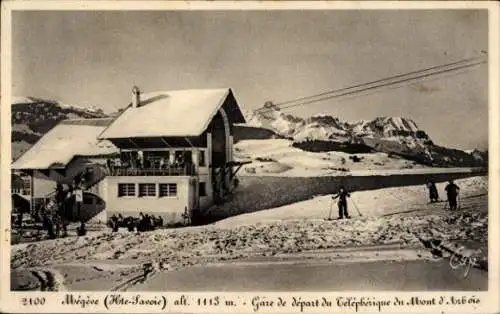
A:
[234,139,428,176]
[11,176,487,291]
[215,176,488,227]
[205,171,485,223]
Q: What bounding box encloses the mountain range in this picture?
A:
[10,96,488,167]
[243,102,487,167]
[11,97,108,159]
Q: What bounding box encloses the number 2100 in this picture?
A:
[22,297,46,306]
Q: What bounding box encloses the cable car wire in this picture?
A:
[254,58,486,114]
[258,55,486,111]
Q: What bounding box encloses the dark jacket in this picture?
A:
[333,190,350,203]
[445,183,460,196]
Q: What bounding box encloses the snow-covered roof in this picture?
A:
[12,118,118,170]
[98,88,245,139]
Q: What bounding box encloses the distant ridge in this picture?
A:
[243,104,487,168]
[11,96,109,160]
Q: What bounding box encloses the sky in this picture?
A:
[12,10,488,150]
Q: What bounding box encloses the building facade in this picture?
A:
[98,87,247,224]
[11,118,118,223]
[12,88,248,225]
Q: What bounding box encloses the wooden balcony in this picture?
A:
[108,164,196,177]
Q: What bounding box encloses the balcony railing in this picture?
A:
[108,164,196,177]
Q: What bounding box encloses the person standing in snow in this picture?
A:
[333,186,351,219]
[138,212,146,232]
[445,180,460,210]
[427,180,439,203]
[55,184,68,236]
[65,185,75,221]
[42,206,56,239]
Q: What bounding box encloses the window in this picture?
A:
[198,150,206,167]
[159,183,177,197]
[139,183,156,197]
[199,182,207,197]
[118,183,135,197]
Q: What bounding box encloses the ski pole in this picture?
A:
[351,198,362,217]
[327,198,333,220]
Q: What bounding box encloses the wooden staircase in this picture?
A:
[78,164,109,192]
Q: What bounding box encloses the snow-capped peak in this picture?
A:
[12,96,59,105]
[311,113,331,118]
[12,96,106,115]
[245,107,432,146]
[366,116,423,136]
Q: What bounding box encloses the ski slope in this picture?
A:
[215,176,487,227]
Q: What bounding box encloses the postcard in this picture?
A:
[1,1,498,313]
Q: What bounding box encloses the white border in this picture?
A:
[1,1,499,313]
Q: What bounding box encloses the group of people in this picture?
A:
[38,181,86,239]
[106,152,193,173]
[40,203,62,239]
[108,212,164,232]
[56,182,85,220]
[426,180,461,210]
[329,179,462,219]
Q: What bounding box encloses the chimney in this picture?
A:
[132,86,141,108]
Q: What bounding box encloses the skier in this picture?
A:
[333,185,351,219]
[445,180,460,210]
[427,180,439,203]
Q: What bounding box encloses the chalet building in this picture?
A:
[97,87,247,223]
[12,87,248,225]
[11,118,119,222]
